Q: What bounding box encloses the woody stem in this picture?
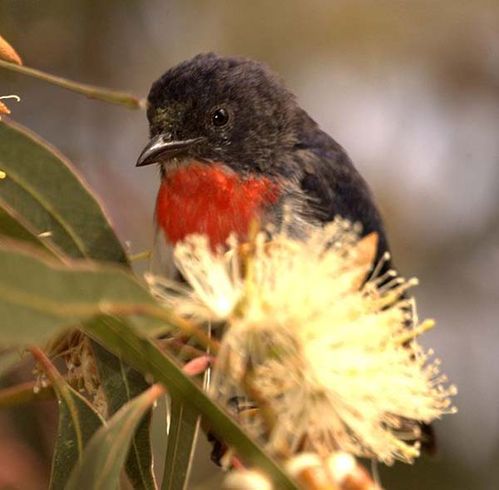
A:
[0,59,144,109]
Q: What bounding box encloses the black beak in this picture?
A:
[136,134,205,167]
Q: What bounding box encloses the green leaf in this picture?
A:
[84,317,298,490]
[66,383,164,490]
[0,119,128,263]
[0,120,158,487]
[0,242,295,487]
[28,347,104,490]
[162,399,200,490]
[92,341,157,490]
[50,384,104,490]
[0,242,167,345]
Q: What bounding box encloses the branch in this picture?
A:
[0,59,144,110]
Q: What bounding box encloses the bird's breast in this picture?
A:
[155,162,280,248]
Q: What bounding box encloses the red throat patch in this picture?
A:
[155,162,280,248]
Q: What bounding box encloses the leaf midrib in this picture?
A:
[1,165,89,256]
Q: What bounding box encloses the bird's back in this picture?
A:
[290,110,390,264]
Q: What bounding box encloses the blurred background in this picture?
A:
[1,1,498,488]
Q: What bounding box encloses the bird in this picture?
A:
[137,53,389,263]
[136,52,434,453]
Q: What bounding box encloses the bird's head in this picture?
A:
[137,53,300,176]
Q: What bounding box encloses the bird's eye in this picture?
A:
[211,107,229,127]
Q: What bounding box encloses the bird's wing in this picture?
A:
[295,134,390,263]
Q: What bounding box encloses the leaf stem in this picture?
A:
[28,345,64,389]
[0,59,144,110]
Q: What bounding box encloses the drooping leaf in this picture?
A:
[0,119,128,263]
[0,242,168,345]
[161,398,200,490]
[0,120,158,486]
[28,347,104,490]
[91,341,157,490]
[0,112,162,489]
[66,383,164,490]
[84,316,298,490]
[50,384,104,490]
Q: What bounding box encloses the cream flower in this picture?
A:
[148,218,456,464]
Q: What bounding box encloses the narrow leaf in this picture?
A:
[29,347,104,490]
[0,119,128,263]
[0,242,166,344]
[50,385,104,490]
[0,119,159,487]
[66,384,164,490]
[92,341,157,490]
[84,317,298,490]
[162,398,200,490]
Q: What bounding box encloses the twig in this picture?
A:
[0,59,144,110]
[28,346,64,386]
[0,380,55,407]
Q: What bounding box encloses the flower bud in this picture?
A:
[0,35,22,65]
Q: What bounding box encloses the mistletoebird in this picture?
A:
[136,52,435,454]
[137,53,388,260]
